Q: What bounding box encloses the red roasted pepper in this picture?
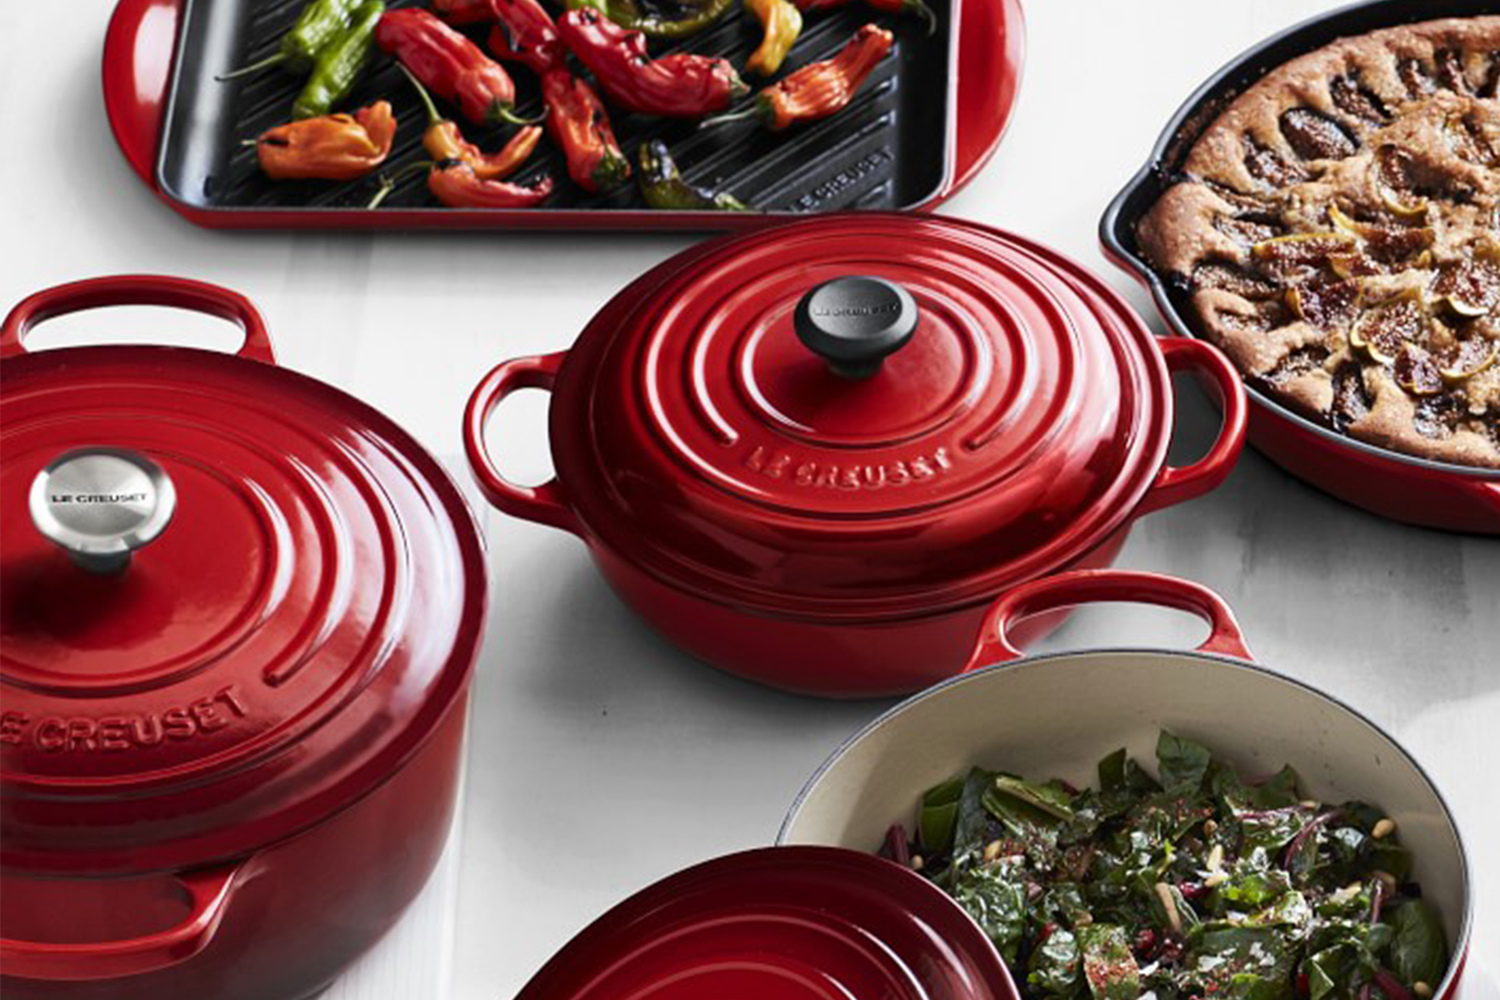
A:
[483,0,630,192]
[795,0,935,34]
[704,23,892,130]
[556,8,745,118]
[431,0,494,24]
[375,8,539,127]
[427,160,554,207]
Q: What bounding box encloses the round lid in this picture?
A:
[514,847,1019,1000]
[552,214,1174,619]
[0,277,487,875]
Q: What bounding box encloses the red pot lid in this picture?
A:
[551,214,1174,619]
[0,277,487,875]
[515,846,1020,1000]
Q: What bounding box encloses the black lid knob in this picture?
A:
[793,276,919,379]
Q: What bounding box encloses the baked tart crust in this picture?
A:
[1138,17,1500,469]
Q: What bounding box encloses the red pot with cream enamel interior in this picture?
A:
[780,569,1472,999]
[0,277,488,1000]
[466,213,1248,697]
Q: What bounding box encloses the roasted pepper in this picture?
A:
[219,0,358,80]
[744,0,802,76]
[293,0,384,119]
[567,0,736,39]
[795,0,935,35]
[482,0,630,193]
[703,24,892,130]
[431,0,495,25]
[557,8,745,118]
[428,160,554,208]
[376,8,541,127]
[399,64,541,181]
[638,140,747,210]
[254,101,396,180]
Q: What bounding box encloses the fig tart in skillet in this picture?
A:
[1138,17,1500,469]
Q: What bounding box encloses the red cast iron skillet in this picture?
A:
[1100,0,1500,534]
[779,569,1474,1000]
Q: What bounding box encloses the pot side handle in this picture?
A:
[966,569,1254,669]
[1138,337,1248,516]
[464,353,583,536]
[0,275,277,364]
[103,0,181,191]
[0,862,242,982]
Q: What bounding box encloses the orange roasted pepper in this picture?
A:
[427,161,554,208]
[704,24,892,131]
[401,64,542,181]
[744,0,802,77]
[255,101,396,181]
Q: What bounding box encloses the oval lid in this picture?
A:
[552,214,1173,619]
[514,846,1020,1000]
[0,280,487,875]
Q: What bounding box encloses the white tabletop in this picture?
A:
[0,1,1494,997]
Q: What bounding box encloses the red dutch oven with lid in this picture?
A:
[465,213,1250,698]
[0,277,488,999]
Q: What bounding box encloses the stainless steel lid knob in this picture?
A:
[794,276,920,379]
[29,448,176,574]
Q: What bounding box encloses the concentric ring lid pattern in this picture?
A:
[514,847,1020,1000]
[552,214,1172,619]
[0,344,486,874]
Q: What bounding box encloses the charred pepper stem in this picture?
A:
[376,8,544,128]
[703,23,893,130]
[556,8,746,118]
[428,160,554,208]
[219,0,359,80]
[569,0,736,40]
[795,0,936,35]
[744,0,802,76]
[293,0,384,119]
[638,140,747,211]
[256,101,396,181]
[398,63,541,181]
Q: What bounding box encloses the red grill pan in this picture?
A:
[104,0,1023,230]
[1100,0,1500,533]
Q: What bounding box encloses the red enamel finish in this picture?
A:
[100,0,1023,229]
[466,215,1247,696]
[965,569,1254,669]
[514,847,1020,1000]
[0,278,486,997]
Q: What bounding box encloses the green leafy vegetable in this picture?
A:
[1388,901,1448,987]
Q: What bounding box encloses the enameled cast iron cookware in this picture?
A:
[1101,0,1500,533]
[0,278,488,1000]
[779,569,1474,1000]
[103,0,1023,229]
[465,213,1249,697]
[513,846,1021,1000]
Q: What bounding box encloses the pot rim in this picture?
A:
[777,645,1475,1000]
[1098,0,1500,484]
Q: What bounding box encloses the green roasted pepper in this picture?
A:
[218,0,359,81]
[567,0,735,39]
[637,141,748,211]
[293,0,384,120]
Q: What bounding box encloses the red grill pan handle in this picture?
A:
[966,569,1253,669]
[1,275,276,364]
[937,0,1025,205]
[465,352,583,536]
[0,863,242,982]
[103,0,181,191]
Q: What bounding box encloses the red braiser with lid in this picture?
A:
[467,213,1249,696]
[0,276,487,999]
